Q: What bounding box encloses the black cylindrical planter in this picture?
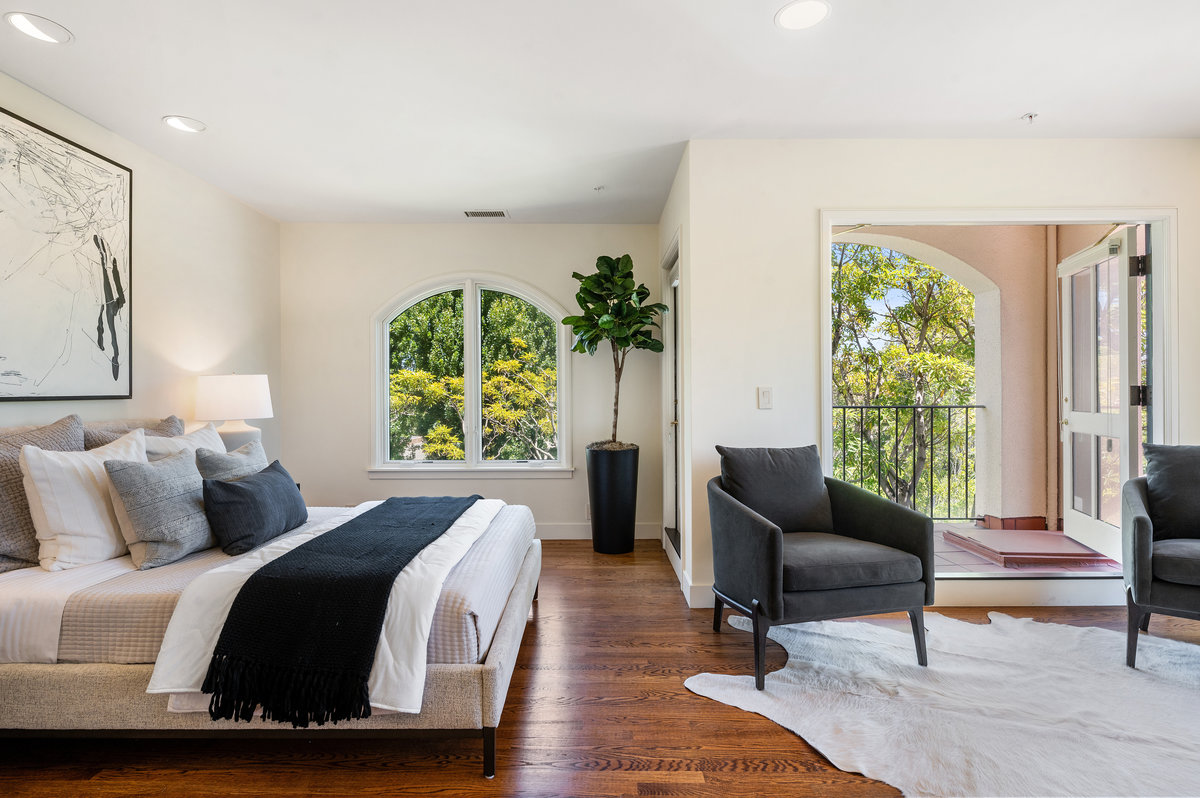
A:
[586,445,639,554]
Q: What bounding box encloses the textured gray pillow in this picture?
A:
[715,444,834,534]
[0,415,84,572]
[84,416,185,450]
[1144,443,1200,541]
[105,450,215,569]
[195,440,268,482]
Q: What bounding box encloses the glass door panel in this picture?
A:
[1098,435,1121,526]
[1071,432,1093,515]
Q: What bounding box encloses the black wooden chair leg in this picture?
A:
[751,599,768,690]
[713,594,724,632]
[483,726,496,778]
[1139,612,1151,632]
[908,608,928,666]
[1126,591,1146,668]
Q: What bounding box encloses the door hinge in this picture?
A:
[1129,254,1150,277]
[1130,385,1150,406]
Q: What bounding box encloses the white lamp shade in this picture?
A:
[195,374,274,421]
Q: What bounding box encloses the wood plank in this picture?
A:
[2,540,1197,797]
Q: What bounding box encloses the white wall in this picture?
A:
[278,223,663,538]
[0,74,282,452]
[678,138,1200,606]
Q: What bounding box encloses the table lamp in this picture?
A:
[194,374,274,451]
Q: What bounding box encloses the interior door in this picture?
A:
[1058,228,1146,561]
[663,265,681,557]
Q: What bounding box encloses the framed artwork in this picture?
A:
[0,106,132,401]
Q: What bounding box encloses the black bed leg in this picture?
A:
[483,726,496,778]
[713,594,724,632]
[533,581,539,601]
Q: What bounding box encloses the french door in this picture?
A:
[1058,226,1152,561]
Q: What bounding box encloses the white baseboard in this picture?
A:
[676,576,1123,611]
[932,576,1125,606]
[536,522,660,540]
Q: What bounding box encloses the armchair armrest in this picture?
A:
[825,477,935,605]
[706,476,784,619]
[1123,477,1153,603]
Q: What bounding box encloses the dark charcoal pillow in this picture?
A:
[84,416,185,450]
[203,460,307,555]
[715,444,833,534]
[0,415,84,572]
[1144,443,1200,540]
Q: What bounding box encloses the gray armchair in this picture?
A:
[708,445,934,689]
[1122,443,1200,667]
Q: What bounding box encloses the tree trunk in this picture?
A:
[610,341,623,443]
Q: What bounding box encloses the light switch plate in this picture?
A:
[757,386,773,409]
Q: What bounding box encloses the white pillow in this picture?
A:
[144,423,227,460]
[20,428,147,571]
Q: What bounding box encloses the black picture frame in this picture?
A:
[0,105,133,401]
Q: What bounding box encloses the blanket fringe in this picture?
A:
[202,653,372,728]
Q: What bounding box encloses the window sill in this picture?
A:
[367,465,575,480]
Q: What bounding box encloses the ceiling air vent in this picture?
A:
[464,209,508,219]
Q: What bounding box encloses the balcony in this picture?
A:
[832,404,983,521]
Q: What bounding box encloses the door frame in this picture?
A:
[660,229,686,578]
[819,209,1178,514]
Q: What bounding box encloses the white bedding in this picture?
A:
[147,498,504,714]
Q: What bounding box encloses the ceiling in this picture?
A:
[1,0,1198,224]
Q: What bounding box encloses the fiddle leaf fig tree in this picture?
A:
[562,254,668,448]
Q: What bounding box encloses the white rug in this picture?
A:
[685,613,1200,797]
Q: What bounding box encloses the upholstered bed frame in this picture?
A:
[0,539,540,778]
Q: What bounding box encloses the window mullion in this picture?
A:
[464,279,483,466]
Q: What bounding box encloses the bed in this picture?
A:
[0,501,541,777]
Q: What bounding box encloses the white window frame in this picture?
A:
[369,272,573,478]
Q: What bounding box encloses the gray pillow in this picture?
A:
[1144,443,1200,541]
[203,460,308,555]
[0,415,84,572]
[84,416,184,450]
[195,440,269,482]
[715,444,834,534]
[105,450,215,570]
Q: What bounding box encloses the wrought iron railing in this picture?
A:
[832,404,983,521]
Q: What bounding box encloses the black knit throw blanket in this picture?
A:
[202,495,482,727]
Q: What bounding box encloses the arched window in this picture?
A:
[372,276,571,471]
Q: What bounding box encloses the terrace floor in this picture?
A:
[934,524,1123,578]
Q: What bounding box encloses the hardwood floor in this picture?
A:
[3,539,1199,797]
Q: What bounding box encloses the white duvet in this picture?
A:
[147,498,504,714]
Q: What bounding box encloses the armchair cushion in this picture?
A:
[715,445,833,534]
[781,532,922,592]
[1152,539,1200,587]
[1143,443,1200,540]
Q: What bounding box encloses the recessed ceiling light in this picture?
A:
[775,0,831,30]
[5,12,73,44]
[162,115,207,134]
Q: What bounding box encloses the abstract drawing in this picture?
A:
[0,106,132,400]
